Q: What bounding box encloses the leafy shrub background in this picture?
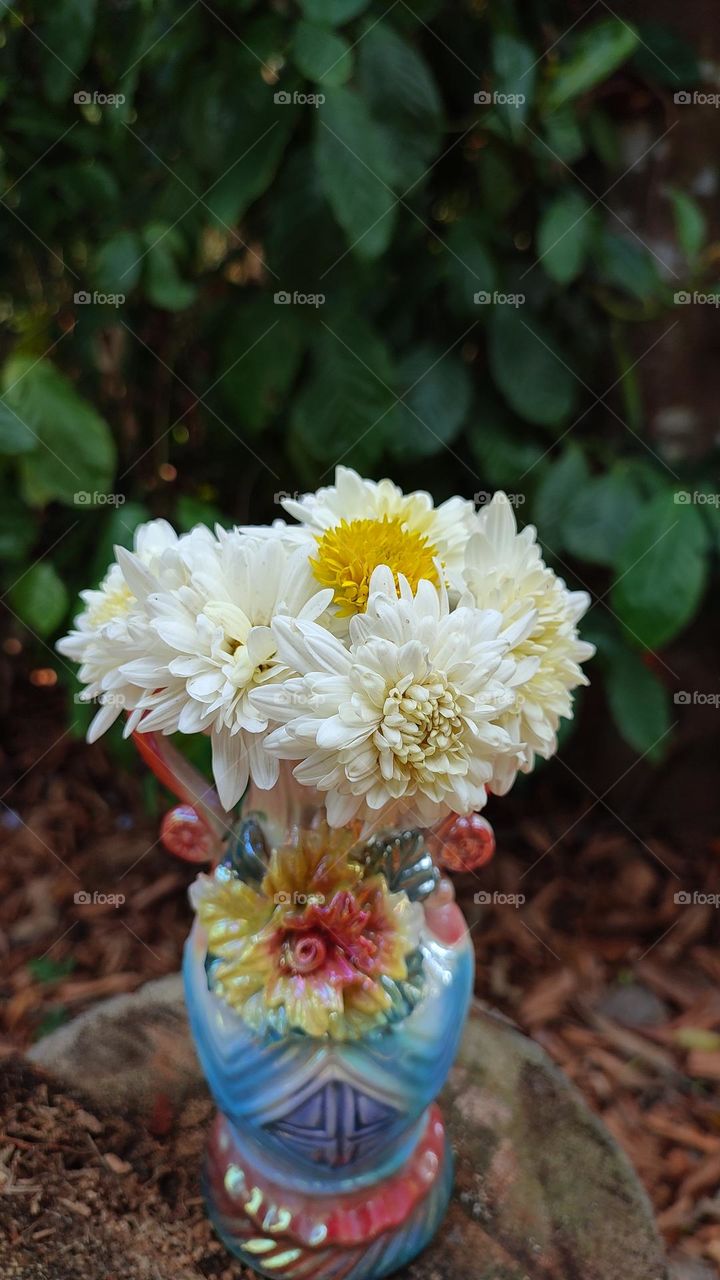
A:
[0,0,715,764]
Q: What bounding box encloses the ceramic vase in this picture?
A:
[181,771,474,1280]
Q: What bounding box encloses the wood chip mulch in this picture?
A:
[0,1057,245,1280]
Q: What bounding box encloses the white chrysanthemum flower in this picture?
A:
[118,532,332,811]
[57,520,181,742]
[251,569,535,828]
[463,493,595,793]
[260,466,475,620]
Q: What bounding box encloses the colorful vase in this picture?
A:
[181,769,475,1280]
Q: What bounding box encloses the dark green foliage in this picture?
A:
[0,2,714,764]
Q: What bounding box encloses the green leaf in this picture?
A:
[41,0,97,102]
[489,309,578,428]
[28,955,75,984]
[468,387,546,490]
[444,224,496,314]
[564,470,644,566]
[387,346,472,460]
[492,33,535,133]
[298,0,370,24]
[9,562,68,636]
[611,491,709,649]
[217,297,307,434]
[674,1028,720,1052]
[93,231,143,295]
[315,87,398,260]
[666,187,706,266]
[545,18,640,112]
[632,22,699,88]
[476,150,522,227]
[0,493,36,561]
[265,146,346,287]
[176,495,224,532]
[537,191,595,284]
[203,104,295,228]
[142,227,197,311]
[542,107,586,163]
[0,394,37,454]
[294,22,353,87]
[595,230,661,301]
[587,109,621,168]
[360,24,443,127]
[605,646,671,761]
[1,357,116,507]
[291,318,396,468]
[533,446,590,553]
[358,25,443,189]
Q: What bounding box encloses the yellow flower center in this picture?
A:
[310,516,439,617]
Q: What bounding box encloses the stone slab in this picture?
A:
[29,978,668,1280]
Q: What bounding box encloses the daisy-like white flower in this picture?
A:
[57,520,181,742]
[118,532,332,812]
[276,466,476,619]
[462,493,595,793]
[251,569,535,828]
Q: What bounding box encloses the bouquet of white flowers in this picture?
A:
[58,467,593,827]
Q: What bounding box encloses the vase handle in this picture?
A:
[131,729,227,863]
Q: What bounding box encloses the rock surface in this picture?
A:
[30,977,668,1280]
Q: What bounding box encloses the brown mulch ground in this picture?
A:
[2,668,720,1277]
[0,1057,239,1280]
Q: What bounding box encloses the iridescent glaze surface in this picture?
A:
[183,779,474,1279]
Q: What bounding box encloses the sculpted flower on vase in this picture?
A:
[191,824,424,1040]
